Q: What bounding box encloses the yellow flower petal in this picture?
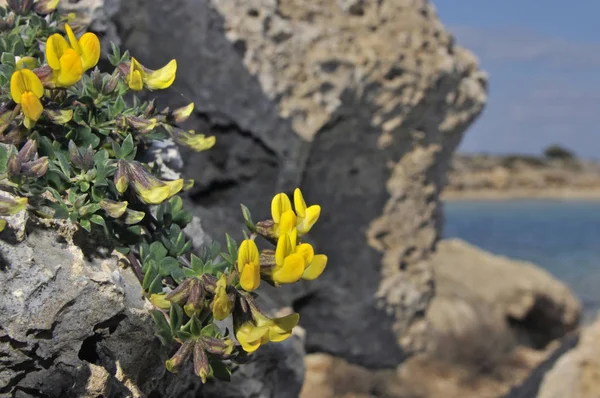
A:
[79,32,101,71]
[296,243,314,267]
[64,24,81,55]
[293,188,307,218]
[271,193,292,223]
[10,69,43,103]
[270,313,299,335]
[297,204,321,235]
[134,182,171,205]
[273,252,305,284]
[240,259,260,292]
[21,92,43,122]
[237,239,259,272]
[302,254,327,281]
[278,210,297,236]
[128,70,144,91]
[236,323,268,353]
[275,233,292,266]
[46,34,70,70]
[164,179,184,197]
[144,59,177,90]
[212,274,233,320]
[56,48,83,87]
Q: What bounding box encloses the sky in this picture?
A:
[433,0,600,159]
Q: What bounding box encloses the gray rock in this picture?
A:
[0,219,305,397]
[113,0,488,368]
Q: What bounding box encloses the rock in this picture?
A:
[0,219,305,397]
[113,0,488,368]
[429,239,581,350]
[300,240,582,398]
[536,317,600,398]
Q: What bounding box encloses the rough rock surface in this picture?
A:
[0,215,305,397]
[112,0,488,367]
[429,239,581,350]
[536,317,600,398]
[300,240,582,398]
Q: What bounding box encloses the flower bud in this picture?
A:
[123,208,145,225]
[184,280,205,318]
[126,116,157,134]
[99,199,128,218]
[193,342,210,383]
[165,277,193,305]
[68,141,94,171]
[210,274,233,321]
[114,160,129,194]
[0,195,27,216]
[256,220,277,241]
[91,68,102,92]
[150,293,172,310]
[0,218,7,232]
[202,336,235,358]
[7,0,21,13]
[33,0,59,15]
[15,56,38,70]
[126,160,182,205]
[19,0,34,14]
[143,99,156,117]
[21,157,48,178]
[18,139,37,163]
[7,154,21,177]
[171,103,194,124]
[33,65,56,89]
[44,108,73,125]
[165,340,194,373]
[0,14,15,32]
[102,72,120,94]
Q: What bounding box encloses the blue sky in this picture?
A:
[434,0,600,159]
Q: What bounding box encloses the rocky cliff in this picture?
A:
[110,0,488,368]
[1,0,490,396]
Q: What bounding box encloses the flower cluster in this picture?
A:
[0,1,327,383]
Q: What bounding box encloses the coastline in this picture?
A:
[442,188,600,201]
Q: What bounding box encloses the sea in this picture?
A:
[443,199,600,323]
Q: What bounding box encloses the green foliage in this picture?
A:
[0,1,326,383]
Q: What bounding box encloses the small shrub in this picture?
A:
[543,144,575,160]
[0,0,327,383]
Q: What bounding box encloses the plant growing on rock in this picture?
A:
[0,1,327,383]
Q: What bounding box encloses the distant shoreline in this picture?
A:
[442,188,600,201]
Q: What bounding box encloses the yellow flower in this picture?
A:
[272,229,305,284]
[271,193,298,237]
[10,69,44,127]
[64,23,100,71]
[126,57,177,91]
[46,33,83,87]
[237,239,261,292]
[295,241,328,281]
[235,312,299,353]
[45,24,100,88]
[118,160,183,205]
[211,274,233,320]
[293,188,321,236]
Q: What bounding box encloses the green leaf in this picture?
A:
[209,241,221,260]
[209,360,232,382]
[226,234,237,259]
[0,145,9,175]
[89,214,105,226]
[151,310,173,347]
[158,256,180,276]
[170,267,185,284]
[142,263,159,291]
[240,203,256,231]
[148,274,163,294]
[200,323,220,338]
[169,302,184,336]
[170,196,183,213]
[149,241,168,260]
[120,134,134,158]
[189,315,203,337]
[0,52,14,67]
[115,247,130,255]
[176,330,193,342]
[55,151,71,178]
[79,219,91,232]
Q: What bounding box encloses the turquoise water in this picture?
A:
[443,200,600,321]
